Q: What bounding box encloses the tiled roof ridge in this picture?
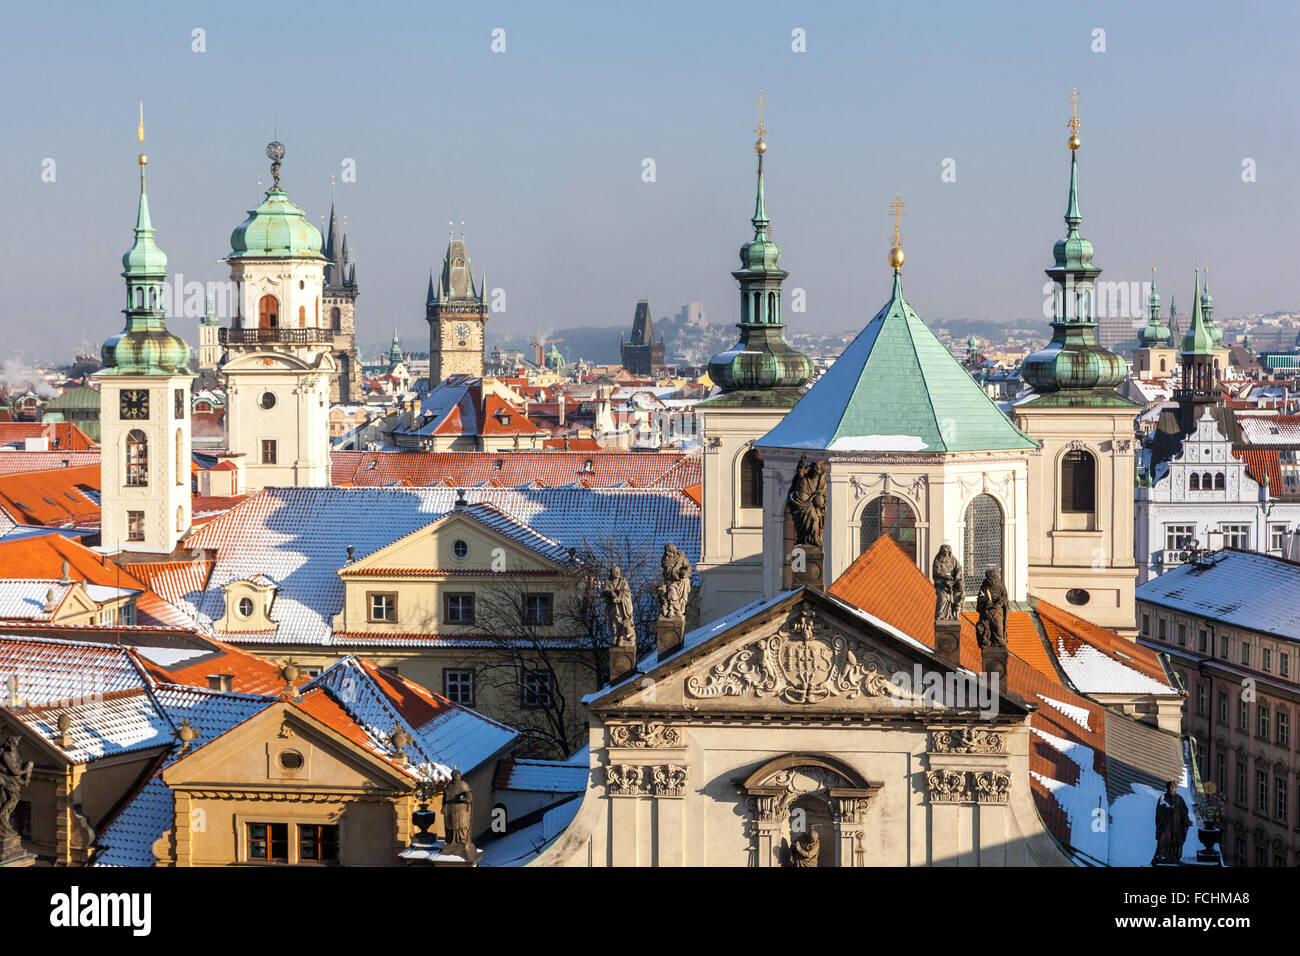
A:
[358,656,517,734]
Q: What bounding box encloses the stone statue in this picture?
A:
[442,768,475,853]
[787,454,827,548]
[931,545,964,620]
[656,543,691,620]
[1153,780,1190,864]
[790,828,820,867]
[601,565,637,646]
[0,737,33,840]
[974,568,1008,648]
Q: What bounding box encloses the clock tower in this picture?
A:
[219,143,334,493]
[426,232,487,383]
[96,107,196,555]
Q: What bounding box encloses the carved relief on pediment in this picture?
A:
[608,722,682,749]
[685,606,900,705]
[931,727,1004,754]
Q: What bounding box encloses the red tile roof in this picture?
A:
[0,423,96,451]
[0,451,100,475]
[0,465,99,526]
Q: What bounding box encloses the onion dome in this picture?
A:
[1138,268,1170,346]
[707,117,812,396]
[1181,272,1217,355]
[227,143,325,261]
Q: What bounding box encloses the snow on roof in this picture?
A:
[478,795,583,867]
[132,646,210,668]
[1029,722,1109,862]
[495,757,590,793]
[0,636,149,704]
[14,690,172,763]
[1136,549,1300,642]
[0,580,74,620]
[184,486,699,646]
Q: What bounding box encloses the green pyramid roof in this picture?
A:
[759,272,1036,453]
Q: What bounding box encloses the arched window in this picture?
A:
[1159,358,1166,372]
[176,505,185,532]
[175,429,185,486]
[258,294,279,329]
[963,493,1003,596]
[1202,472,1212,490]
[739,448,764,510]
[861,494,918,562]
[331,306,341,331]
[1061,449,1095,514]
[1214,472,1226,490]
[767,291,777,324]
[298,305,306,327]
[1189,472,1200,491]
[125,430,148,486]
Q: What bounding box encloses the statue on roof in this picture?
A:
[441,768,480,862]
[0,736,33,849]
[787,454,827,548]
[931,545,964,621]
[601,565,636,646]
[656,543,692,620]
[1153,780,1191,864]
[974,569,1008,648]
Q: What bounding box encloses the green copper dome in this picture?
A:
[1182,273,1217,355]
[100,164,193,377]
[228,188,325,260]
[706,133,812,397]
[1139,274,1170,346]
[1020,147,1128,400]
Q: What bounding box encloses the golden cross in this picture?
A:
[755,88,768,139]
[889,194,906,247]
[137,101,145,143]
[1068,87,1081,136]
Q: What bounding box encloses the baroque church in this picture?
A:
[526,99,1207,867]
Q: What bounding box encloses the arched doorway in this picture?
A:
[963,493,1003,596]
[258,294,279,331]
[860,494,917,562]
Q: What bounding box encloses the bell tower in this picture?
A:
[95,105,196,555]
[220,142,334,493]
[426,227,488,384]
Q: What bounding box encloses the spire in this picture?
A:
[426,269,436,306]
[751,88,769,236]
[324,202,340,260]
[1139,266,1169,347]
[1182,270,1215,355]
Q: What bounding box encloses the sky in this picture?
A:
[3,0,1298,363]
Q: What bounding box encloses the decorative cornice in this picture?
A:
[605,763,687,797]
[608,722,682,749]
[925,769,1011,804]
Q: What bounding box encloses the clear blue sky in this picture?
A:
[3,0,1297,363]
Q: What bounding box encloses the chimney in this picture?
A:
[207,674,234,692]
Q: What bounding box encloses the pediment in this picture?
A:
[593,590,1025,719]
[345,510,565,576]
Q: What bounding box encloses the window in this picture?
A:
[1278,710,1290,747]
[1189,472,1200,491]
[862,494,918,562]
[1219,635,1228,659]
[368,592,397,623]
[1258,703,1270,740]
[962,494,1003,596]
[298,824,339,864]
[98,608,114,625]
[1221,523,1250,549]
[520,668,552,708]
[258,294,279,329]
[1216,754,1226,795]
[1218,690,1228,722]
[298,305,306,327]
[331,306,341,331]
[1196,683,1207,715]
[524,593,553,626]
[443,669,474,706]
[1198,629,1208,653]
[1214,472,1226,490]
[1141,613,1150,636]
[1280,450,1300,495]
[125,429,149,486]
[1235,838,1246,868]
[1263,648,1272,672]
[1256,846,1267,867]
[1257,771,1268,813]
[452,539,468,560]
[1061,449,1095,513]
[739,448,764,510]
[1177,623,1186,646]
[445,593,475,624]
[119,603,135,626]
[260,391,277,411]
[248,822,288,862]
[1282,653,1290,678]
[1239,696,1248,731]
[1165,524,1195,551]
[1241,642,1251,666]
[127,510,145,542]
[237,596,254,618]
[1236,762,1247,804]
[261,440,277,465]
[174,389,185,419]
[1201,472,1212,490]
[1158,618,1166,641]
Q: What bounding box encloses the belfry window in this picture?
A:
[125,430,148,486]
[860,494,917,562]
[739,448,763,509]
[1214,472,1226,490]
[1189,472,1200,491]
[1061,450,1095,514]
[258,294,279,329]
[963,493,1003,596]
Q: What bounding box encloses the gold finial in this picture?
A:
[460,219,465,239]
[888,194,906,270]
[136,101,148,172]
[754,88,768,153]
[448,220,453,239]
[1067,87,1081,150]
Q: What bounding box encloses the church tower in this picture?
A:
[426,230,488,383]
[220,142,334,493]
[95,107,195,555]
[697,97,814,621]
[1014,91,1138,635]
[322,199,362,403]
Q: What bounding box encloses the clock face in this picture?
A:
[120,388,150,421]
[454,323,471,341]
